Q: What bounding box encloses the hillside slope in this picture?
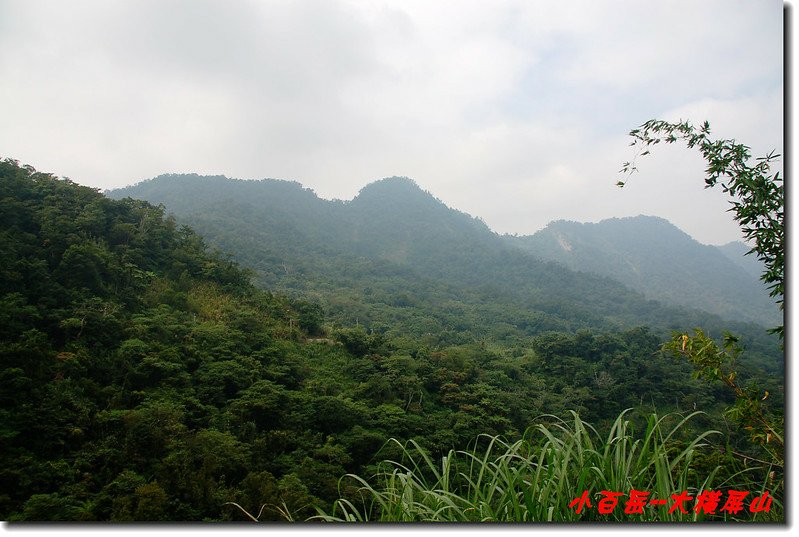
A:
[504,216,780,327]
[717,240,768,281]
[111,175,780,354]
[8,159,780,520]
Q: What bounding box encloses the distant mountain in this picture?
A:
[110,176,779,348]
[504,216,779,327]
[716,240,766,281]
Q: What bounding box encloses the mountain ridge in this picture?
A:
[504,215,778,326]
[110,173,779,337]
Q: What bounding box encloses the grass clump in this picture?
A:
[314,410,782,522]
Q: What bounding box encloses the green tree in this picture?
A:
[619,119,783,337]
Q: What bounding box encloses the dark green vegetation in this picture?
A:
[317,411,782,522]
[504,216,779,326]
[1,159,783,521]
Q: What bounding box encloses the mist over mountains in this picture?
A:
[716,240,768,280]
[110,174,779,340]
[504,216,777,327]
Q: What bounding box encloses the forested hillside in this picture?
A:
[1,160,783,521]
[110,175,780,368]
[504,216,779,327]
[717,240,768,281]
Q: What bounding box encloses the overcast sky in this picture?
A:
[0,0,784,245]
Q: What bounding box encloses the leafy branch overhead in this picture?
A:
[618,119,783,338]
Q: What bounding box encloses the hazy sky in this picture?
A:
[0,0,784,245]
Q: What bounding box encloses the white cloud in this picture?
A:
[551,0,782,96]
[0,0,783,244]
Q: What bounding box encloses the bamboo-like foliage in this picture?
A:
[619,119,784,338]
[314,410,782,522]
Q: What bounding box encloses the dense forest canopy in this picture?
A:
[0,159,783,521]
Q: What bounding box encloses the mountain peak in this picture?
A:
[365,176,420,189]
[543,215,692,244]
[354,176,424,198]
[351,176,444,210]
[507,215,779,326]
